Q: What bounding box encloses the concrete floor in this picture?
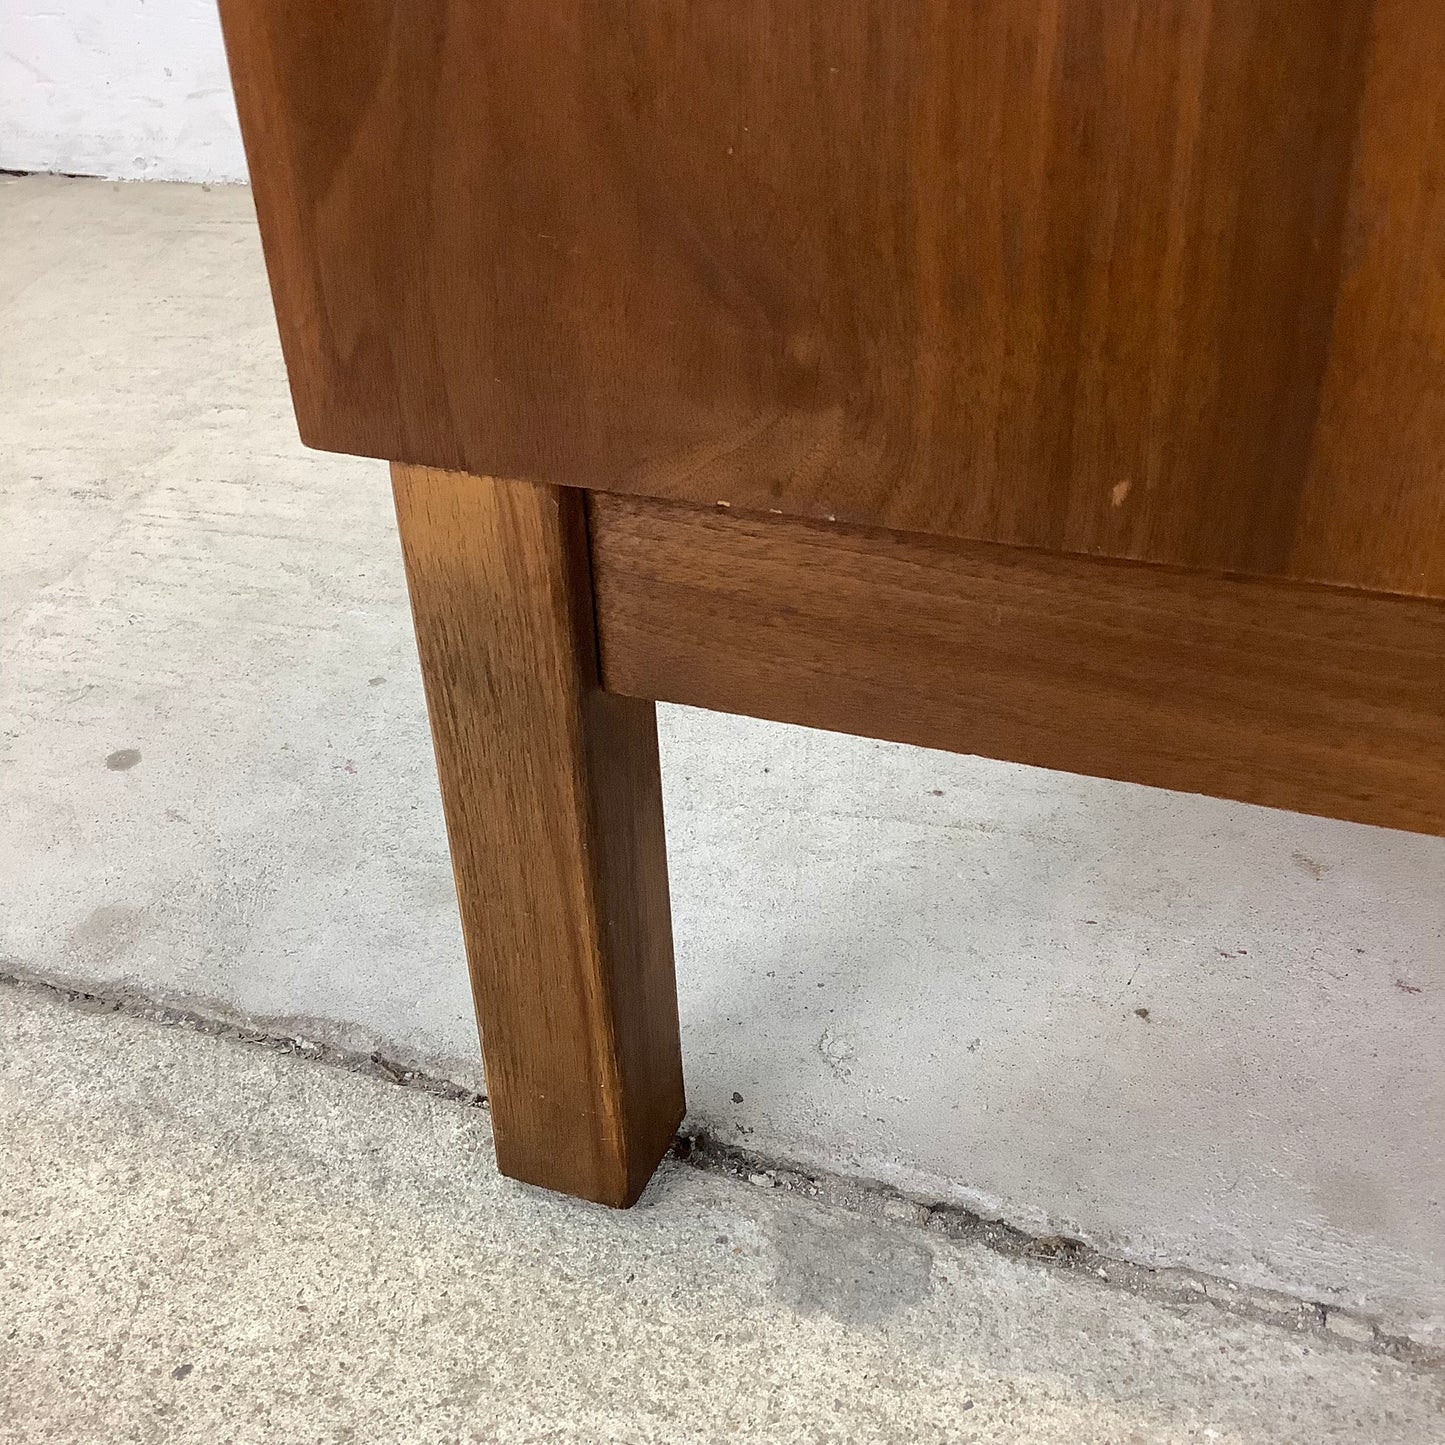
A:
[2,173,1444,1350]
[3,980,1442,1444]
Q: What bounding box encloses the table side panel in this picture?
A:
[221,0,1445,596]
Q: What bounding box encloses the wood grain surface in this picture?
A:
[591,495,1445,836]
[392,466,683,1207]
[222,0,1445,596]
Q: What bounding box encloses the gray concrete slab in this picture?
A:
[2,173,1444,1345]
[3,983,1441,1444]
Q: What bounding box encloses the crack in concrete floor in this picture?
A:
[2,970,1437,1376]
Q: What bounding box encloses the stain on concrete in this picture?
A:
[1291,850,1329,880]
[768,1211,933,1327]
[67,905,148,961]
[1311,1168,1397,1236]
[368,676,385,686]
[105,748,141,771]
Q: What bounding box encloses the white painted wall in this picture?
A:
[0,0,247,181]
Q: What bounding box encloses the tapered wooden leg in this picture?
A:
[391,465,684,1207]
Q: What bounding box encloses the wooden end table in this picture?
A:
[219,2,1445,1206]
